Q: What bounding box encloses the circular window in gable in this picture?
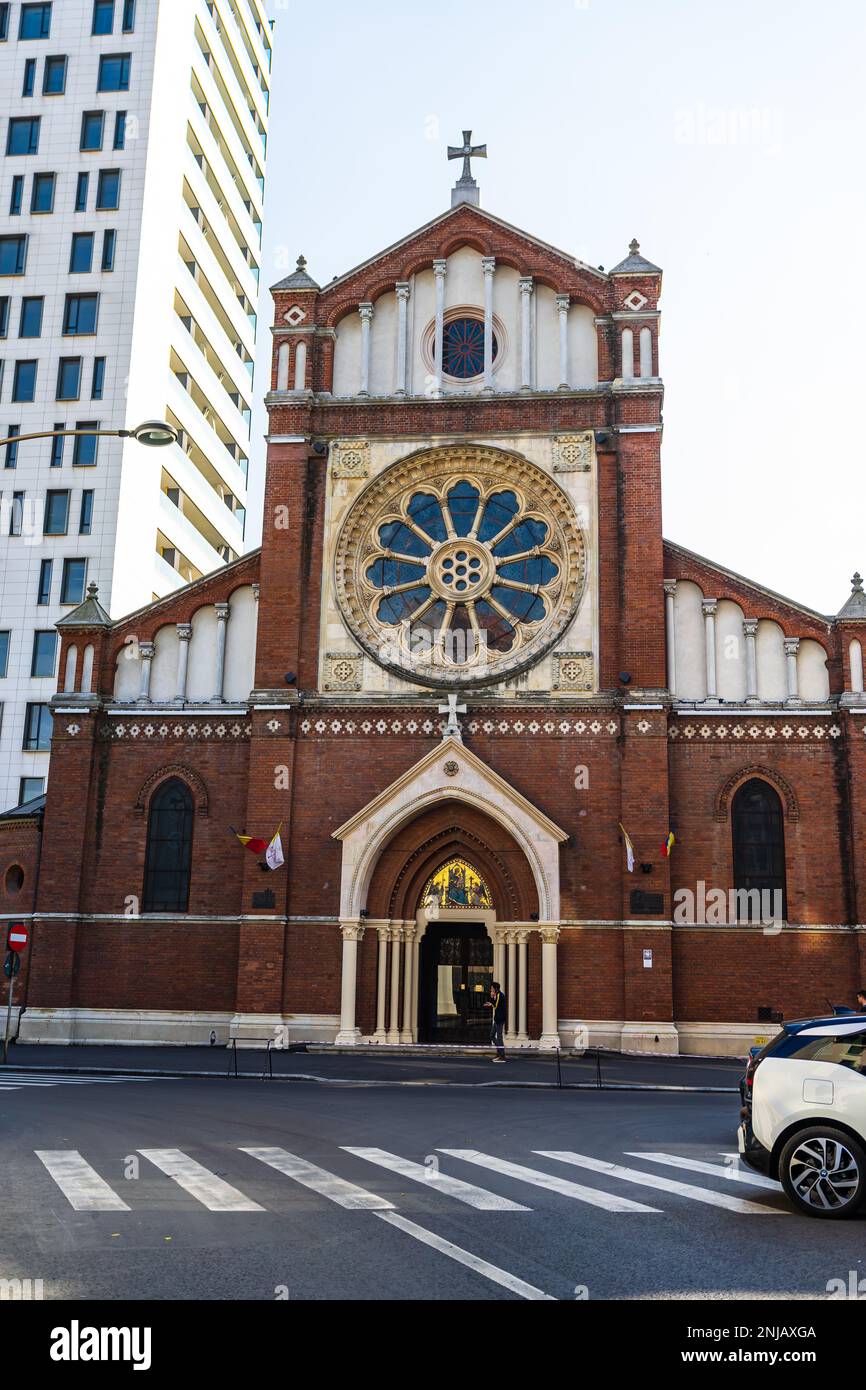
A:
[422,307,505,383]
[4,864,24,896]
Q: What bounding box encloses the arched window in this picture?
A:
[142,778,194,913]
[732,779,787,923]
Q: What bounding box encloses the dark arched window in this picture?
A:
[142,778,194,913]
[732,779,787,923]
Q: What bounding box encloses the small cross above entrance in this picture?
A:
[448,129,487,207]
[438,692,467,742]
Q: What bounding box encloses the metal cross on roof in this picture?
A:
[448,130,487,182]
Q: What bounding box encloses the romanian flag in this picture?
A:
[662,830,676,858]
[618,823,636,874]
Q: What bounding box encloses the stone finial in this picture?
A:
[852,572,864,593]
[838,570,866,619]
[629,238,640,256]
[87,581,99,599]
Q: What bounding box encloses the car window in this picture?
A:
[793,1035,866,1074]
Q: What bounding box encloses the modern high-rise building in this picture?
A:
[0,0,272,810]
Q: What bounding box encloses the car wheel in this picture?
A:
[779,1127,866,1219]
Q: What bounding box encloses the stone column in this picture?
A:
[664,581,677,697]
[539,926,560,1050]
[506,932,517,1041]
[482,257,496,392]
[517,929,529,1043]
[395,283,410,395]
[174,625,191,705]
[493,928,506,989]
[358,302,374,397]
[401,923,415,1043]
[785,638,801,706]
[410,931,421,1042]
[335,923,365,1045]
[744,619,759,704]
[374,925,389,1043]
[556,294,570,390]
[519,277,534,390]
[387,925,402,1043]
[702,599,718,703]
[433,259,447,394]
[212,602,230,704]
[137,641,155,704]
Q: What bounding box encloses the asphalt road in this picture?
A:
[2,1076,863,1302]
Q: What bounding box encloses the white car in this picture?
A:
[738,1015,866,1218]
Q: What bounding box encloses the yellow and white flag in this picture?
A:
[618,823,636,874]
[265,824,285,872]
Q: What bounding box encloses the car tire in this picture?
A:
[779,1126,866,1219]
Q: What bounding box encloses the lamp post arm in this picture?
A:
[0,428,128,448]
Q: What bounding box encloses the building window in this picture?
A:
[9,491,24,535]
[9,175,24,215]
[439,317,499,380]
[31,630,57,678]
[101,228,116,270]
[43,488,69,534]
[70,231,94,273]
[80,110,104,151]
[37,557,52,604]
[50,423,64,466]
[61,557,87,604]
[19,296,43,337]
[5,425,20,468]
[142,778,194,914]
[12,360,37,402]
[56,357,82,400]
[0,297,9,337]
[732,779,788,923]
[75,172,89,211]
[0,235,28,275]
[7,117,41,155]
[42,54,67,94]
[113,110,126,149]
[30,171,55,213]
[63,293,99,335]
[0,5,9,41]
[97,53,130,92]
[92,0,114,35]
[73,421,99,467]
[0,631,9,677]
[23,703,53,752]
[79,490,94,534]
[23,56,36,96]
[19,4,52,40]
[19,777,45,805]
[96,168,120,209]
[91,357,105,399]
[122,0,135,32]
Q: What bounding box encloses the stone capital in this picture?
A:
[482,256,496,275]
[663,580,678,598]
[214,602,230,622]
[176,623,193,641]
[701,599,718,618]
[358,302,374,322]
[395,282,411,301]
[139,642,156,660]
[518,276,535,296]
[433,259,448,278]
[743,618,759,638]
[555,294,571,313]
[340,922,365,942]
[784,638,801,656]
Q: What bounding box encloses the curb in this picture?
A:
[0,1062,740,1094]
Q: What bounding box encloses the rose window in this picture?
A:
[335,446,587,688]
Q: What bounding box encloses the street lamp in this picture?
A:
[0,419,179,449]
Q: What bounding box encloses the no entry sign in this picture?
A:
[6,923,28,953]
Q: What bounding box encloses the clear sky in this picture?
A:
[251,0,865,616]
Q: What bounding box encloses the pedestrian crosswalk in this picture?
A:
[34,1141,786,1221]
[0,1071,168,1093]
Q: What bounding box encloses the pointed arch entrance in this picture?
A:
[332,737,568,1048]
[417,858,495,1045]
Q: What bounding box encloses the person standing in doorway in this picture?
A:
[485,981,507,1062]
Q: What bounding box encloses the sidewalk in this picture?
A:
[0,1042,744,1092]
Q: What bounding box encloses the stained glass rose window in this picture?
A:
[335,446,587,688]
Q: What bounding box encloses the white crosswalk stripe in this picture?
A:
[36,1150,130,1212]
[241,1147,395,1210]
[1,1072,168,1091]
[138,1149,265,1212]
[375,1212,554,1300]
[536,1151,787,1214]
[343,1147,531,1211]
[438,1149,661,1213]
[627,1151,782,1191]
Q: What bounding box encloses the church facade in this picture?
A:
[4,158,866,1056]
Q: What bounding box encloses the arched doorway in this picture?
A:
[417,859,495,1044]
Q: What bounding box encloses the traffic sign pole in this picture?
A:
[3,967,14,1065]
